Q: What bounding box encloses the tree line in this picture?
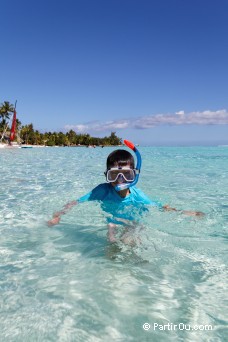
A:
[0,101,122,146]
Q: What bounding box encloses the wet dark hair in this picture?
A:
[106,149,135,169]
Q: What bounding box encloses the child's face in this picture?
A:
[108,162,133,187]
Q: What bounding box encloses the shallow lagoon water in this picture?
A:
[0,146,227,341]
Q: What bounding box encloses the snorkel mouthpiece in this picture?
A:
[115,140,142,192]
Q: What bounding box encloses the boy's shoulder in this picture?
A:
[90,183,112,199]
[77,183,110,203]
[92,183,110,192]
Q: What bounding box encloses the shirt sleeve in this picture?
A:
[135,188,163,208]
[149,199,163,208]
[77,191,92,203]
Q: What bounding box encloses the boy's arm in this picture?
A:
[47,200,78,226]
[163,205,204,217]
[47,187,98,227]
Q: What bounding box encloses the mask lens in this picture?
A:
[107,170,120,181]
[106,168,135,182]
[122,169,135,181]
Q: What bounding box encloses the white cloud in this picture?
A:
[64,109,228,132]
[65,124,89,133]
[176,110,185,115]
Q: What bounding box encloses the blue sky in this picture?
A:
[1,0,228,145]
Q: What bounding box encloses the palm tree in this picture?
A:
[0,101,15,128]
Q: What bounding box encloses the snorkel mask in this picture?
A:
[109,139,142,192]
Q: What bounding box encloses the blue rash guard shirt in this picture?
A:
[78,183,161,206]
[77,183,162,224]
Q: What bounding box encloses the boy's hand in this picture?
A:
[47,216,61,226]
[181,210,205,217]
[47,211,63,226]
[47,201,78,227]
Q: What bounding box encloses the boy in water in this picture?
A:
[48,140,203,243]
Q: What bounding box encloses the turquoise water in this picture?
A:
[0,146,227,342]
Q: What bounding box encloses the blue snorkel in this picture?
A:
[115,139,142,192]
